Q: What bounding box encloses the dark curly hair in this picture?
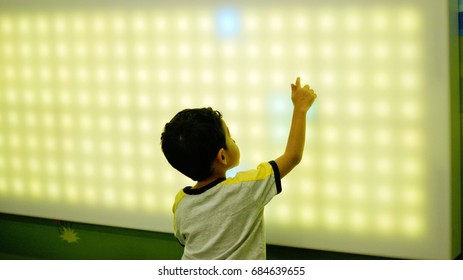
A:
[161,107,227,181]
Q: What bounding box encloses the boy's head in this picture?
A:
[161,107,239,181]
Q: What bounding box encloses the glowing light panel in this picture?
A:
[0,0,460,259]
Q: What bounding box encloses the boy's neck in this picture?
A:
[192,171,227,189]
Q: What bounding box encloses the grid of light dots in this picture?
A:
[0,7,425,238]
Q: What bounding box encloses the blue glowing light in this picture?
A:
[216,7,240,38]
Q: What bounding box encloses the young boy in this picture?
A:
[161,77,317,259]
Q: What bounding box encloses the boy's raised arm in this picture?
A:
[274,77,317,178]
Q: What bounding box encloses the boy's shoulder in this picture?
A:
[222,161,280,186]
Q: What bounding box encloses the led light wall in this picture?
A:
[0,0,460,259]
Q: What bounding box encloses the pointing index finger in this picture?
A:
[296,77,301,89]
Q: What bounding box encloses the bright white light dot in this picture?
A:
[79,116,92,130]
[179,69,191,83]
[401,72,418,89]
[376,157,392,174]
[400,43,419,60]
[325,182,340,199]
[373,72,390,88]
[323,127,338,143]
[112,16,126,32]
[13,179,25,195]
[377,213,394,233]
[399,10,420,32]
[121,142,134,157]
[402,130,421,148]
[324,155,339,171]
[81,139,94,154]
[114,43,126,57]
[142,168,154,182]
[1,17,13,34]
[375,100,390,118]
[43,113,55,128]
[143,194,156,211]
[372,13,389,31]
[269,15,283,31]
[158,69,170,82]
[348,100,364,116]
[295,45,309,58]
[247,70,261,85]
[123,191,137,209]
[345,13,362,31]
[47,183,60,200]
[61,114,73,129]
[349,156,365,172]
[93,17,105,33]
[325,208,341,228]
[322,100,337,116]
[348,128,364,144]
[99,116,112,131]
[177,16,189,31]
[402,101,420,119]
[377,185,392,203]
[154,17,167,31]
[223,43,236,58]
[64,161,76,175]
[133,17,146,32]
[294,15,308,30]
[403,215,422,236]
[103,188,117,206]
[65,185,79,202]
[373,43,389,60]
[178,43,191,58]
[402,188,423,206]
[19,17,32,33]
[403,159,421,176]
[135,44,147,57]
[62,138,75,153]
[102,164,114,178]
[200,43,213,58]
[223,69,237,85]
[82,186,96,205]
[270,43,283,58]
[119,117,132,133]
[76,67,89,82]
[198,16,212,31]
[244,15,258,31]
[320,14,334,30]
[96,67,108,82]
[321,43,335,60]
[7,111,19,125]
[57,66,70,81]
[30,181,42,198]
[351,211,366,230]
[117,93,130,108]
[350,183,366,201]
[322,71,336,86]
[140,144,153,158]
[276,205,291,222]
[225,97,238,112]
[137,68,148,82]
[122,166,134,180]
[346,43,362,59]
[347,72,363,87]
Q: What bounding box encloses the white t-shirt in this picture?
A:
[172,161,282,260]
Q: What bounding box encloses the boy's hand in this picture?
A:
[290,77,317,112]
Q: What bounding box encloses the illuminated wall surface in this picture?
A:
[0,0,460,259]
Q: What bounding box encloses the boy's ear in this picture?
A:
[216,148,227,165]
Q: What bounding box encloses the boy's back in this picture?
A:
[173,162,281,259]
